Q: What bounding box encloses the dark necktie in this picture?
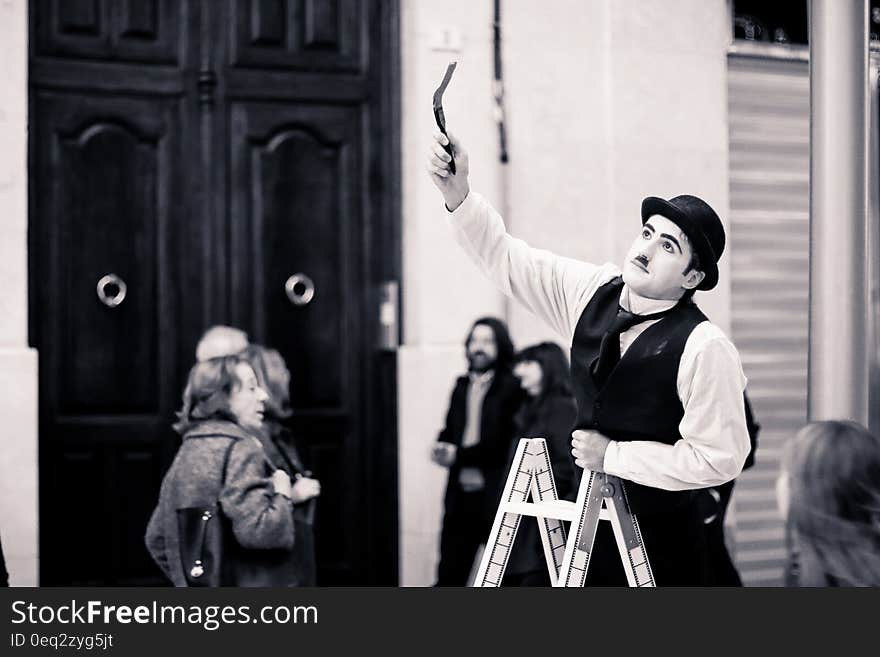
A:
[590,306,675,386]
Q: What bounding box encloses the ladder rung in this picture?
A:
[502,500,610,522]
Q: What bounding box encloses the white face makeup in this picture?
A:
[621,215,704,300]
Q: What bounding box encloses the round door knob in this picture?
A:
[96,273,127,308]
[285,273,315,306]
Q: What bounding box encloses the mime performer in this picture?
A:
[426,131,751,585]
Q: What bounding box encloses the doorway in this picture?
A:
[29,0,400,585]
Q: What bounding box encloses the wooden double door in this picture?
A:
[29,0,400,585]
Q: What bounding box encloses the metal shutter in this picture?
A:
[727,53,810,586]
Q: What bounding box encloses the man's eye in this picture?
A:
[642,229,651,239]
[662,241,673,252]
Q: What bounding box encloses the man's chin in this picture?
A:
[623,278,679,301]
[622,268,646,290]
[622,273,662,300]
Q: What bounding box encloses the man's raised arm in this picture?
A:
[426,131,615,342]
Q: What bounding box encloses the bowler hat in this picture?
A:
[640,195,725,291]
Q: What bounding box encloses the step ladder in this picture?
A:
[473,437,655,587]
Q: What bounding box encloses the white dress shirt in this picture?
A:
[446,192,751,491]
[460,370,494,449]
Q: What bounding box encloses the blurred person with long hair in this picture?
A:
[502,342,577,586]
[431,317,524,585]
[243,344,320,586]
[776,420,880,587]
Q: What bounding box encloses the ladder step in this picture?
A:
[503,500,610,522]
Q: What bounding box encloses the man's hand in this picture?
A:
[430,442,457,468]
[426,131,470,211]
[458,466,485,493]
[571,430,612,471]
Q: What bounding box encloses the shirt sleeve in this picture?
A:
[603,326,751,490]
[448,192,618,342]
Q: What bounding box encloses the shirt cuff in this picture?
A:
[448,190,477,215]
[602,440,624,477]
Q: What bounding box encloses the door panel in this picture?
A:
[58,121,160,413]
[229,102,365,582]
[231,104,359,409]
[230,0,362,71]
[33,91,185,584]
[35,0,182,64]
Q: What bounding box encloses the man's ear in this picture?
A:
[682,269,706,291]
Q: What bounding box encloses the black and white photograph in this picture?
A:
[1,0,879,597]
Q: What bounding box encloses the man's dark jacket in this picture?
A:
[437,368,524,525]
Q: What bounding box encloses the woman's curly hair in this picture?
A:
[173,355,249,434]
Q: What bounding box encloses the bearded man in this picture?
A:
[431,317,524,586]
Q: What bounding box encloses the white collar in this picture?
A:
[619,284,679,316]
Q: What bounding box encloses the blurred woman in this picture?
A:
[777,420,880,587]
[502,342,578,586]
[145,354,302,586]
[243,344,320,586]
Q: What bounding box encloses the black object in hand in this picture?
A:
[433,61,458,175]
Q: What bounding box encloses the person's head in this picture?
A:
[174,355,268,434]
[242,344,293,422]
[622,195,725,301]
[777,420,880,586]
[465,317,514,373]
[195,325,249,362]
[513,342,572,399]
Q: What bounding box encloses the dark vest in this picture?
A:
[570,277,708,515]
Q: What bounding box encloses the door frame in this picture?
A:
[365,0,402,585]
